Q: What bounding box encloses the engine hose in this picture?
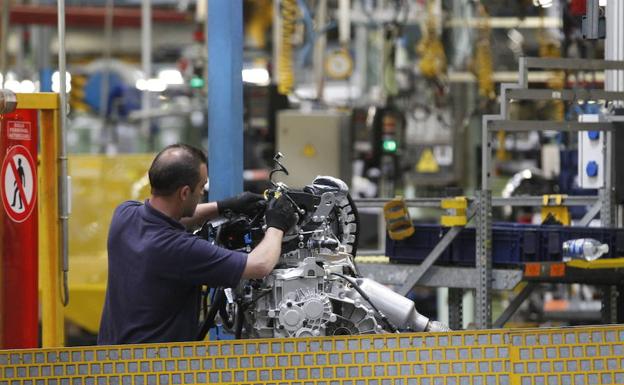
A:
[234,302,244,339]
[219,301,234,330]
[330,272,398,333]
[278,0,297,95]
[196,288,226,341]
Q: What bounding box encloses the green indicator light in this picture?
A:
[383,139,397,152]
[190,76,205,88]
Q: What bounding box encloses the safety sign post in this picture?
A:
[0,108,39,348]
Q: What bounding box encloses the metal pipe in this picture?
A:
[586,0,600,39]
[313,0,327,101]
[1,0,10,88]
[208,1,244,200]
[272,0,281,85]
[605,0,623,213]
[481,115,490,190]
[32,0,53,93]
[57,0,69,307]
[100,0,114,153]
[141,0,151,148]
[338,0,350,45]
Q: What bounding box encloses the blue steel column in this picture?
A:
[207,0,244,201]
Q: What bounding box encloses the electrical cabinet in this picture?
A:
[276,110,352,188]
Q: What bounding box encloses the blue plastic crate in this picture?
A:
[386,224,452,264]
[387,223,622,266]
[449,223,540,267]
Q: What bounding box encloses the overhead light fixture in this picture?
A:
[135,78,167,92]
[158,69,184,85]
[20,80,36,93]
[52,71,72,93]
[242,68,270,86]
[533,0,553,8]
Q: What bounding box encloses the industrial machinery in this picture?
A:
[196,154,449,340]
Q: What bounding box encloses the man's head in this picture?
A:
[149,144,208,218]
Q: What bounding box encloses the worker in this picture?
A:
[97,143,297,345]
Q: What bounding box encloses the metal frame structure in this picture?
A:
[479,57,624,329]
[354,56,624,331]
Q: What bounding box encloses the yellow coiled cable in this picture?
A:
[278,0,297,95]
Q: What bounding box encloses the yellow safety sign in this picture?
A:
[416,148,439,173]
[303,143,317,158]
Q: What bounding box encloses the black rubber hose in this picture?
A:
[219,300,234,330]
[234,302,244,339]
[196,288,226,341]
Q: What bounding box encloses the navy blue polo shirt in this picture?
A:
[98,200,247,345]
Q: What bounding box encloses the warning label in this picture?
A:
[416,148,440,173]
[1,145,37,223]
[7,121,32,141]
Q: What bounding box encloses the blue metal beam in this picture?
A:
[207,0,243,201]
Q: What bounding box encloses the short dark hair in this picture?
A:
[148,144,207,196]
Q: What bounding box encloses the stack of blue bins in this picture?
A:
[386,223,624,267]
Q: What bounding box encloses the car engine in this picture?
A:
[196,154,450,340]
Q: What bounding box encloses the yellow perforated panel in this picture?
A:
[1,326,623,385]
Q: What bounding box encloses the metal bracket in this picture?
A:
[448,288,463,330]
[441,196,468,227]
[541,194,570,225]
[493,282,538,328]
[579,200,602,226]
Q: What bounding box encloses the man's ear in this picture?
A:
[179,185,191,201]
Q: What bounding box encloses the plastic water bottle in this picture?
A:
[562,238,609,262]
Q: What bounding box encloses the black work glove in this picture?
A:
[265,196,298,233]
[217,192,265,216]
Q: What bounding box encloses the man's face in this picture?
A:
[182,163,208,218]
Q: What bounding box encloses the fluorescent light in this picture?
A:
[146,78,167,92]
[533,0,552,8]
[52,71,72,93]
[20,80,36,93]
[135,78,147,91]
[158,69,184,85]
[4,80,21,93]
[136,78,167,92]
[242,68,270,85]
[52,71,72,84]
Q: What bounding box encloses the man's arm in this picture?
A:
[242,227,283,278]
[181,192,265,229]
[180,202,219,229]
[241,196,297,279]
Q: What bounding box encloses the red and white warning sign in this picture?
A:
[6,120,32,141]
[1,145,37,223]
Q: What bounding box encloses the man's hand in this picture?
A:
[265,196,298,233]
[217,192,265,216]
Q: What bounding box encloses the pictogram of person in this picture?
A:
[11,158,25,210]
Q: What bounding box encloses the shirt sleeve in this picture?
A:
[177,235,248,287]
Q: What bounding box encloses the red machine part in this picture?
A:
[0,109,38,349]
[9,5,191,28]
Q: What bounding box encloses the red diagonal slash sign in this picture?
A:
[1,145,36,223]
